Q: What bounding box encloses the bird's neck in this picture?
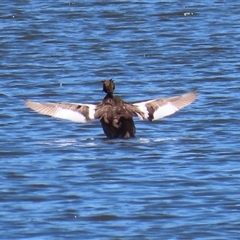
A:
[104,92,114,99]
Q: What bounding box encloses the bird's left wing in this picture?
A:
[25,100,96,123]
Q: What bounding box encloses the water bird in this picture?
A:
[25,79,197,138]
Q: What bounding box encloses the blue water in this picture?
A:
[1,1,240,239]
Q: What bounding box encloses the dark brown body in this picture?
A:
[96,95,137,138]
[94,79,137,138]
[100,117,135,138]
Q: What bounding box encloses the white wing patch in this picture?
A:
[53,107,88,123]
[134,100,179,121]
[87,104,96,120]
[133,102,149,120]
[152,102,179,120]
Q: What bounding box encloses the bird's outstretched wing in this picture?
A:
[25,101,96,123]
[25,92,197,123]
[133,92,197,121]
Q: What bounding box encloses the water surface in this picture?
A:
[1,1,240,239]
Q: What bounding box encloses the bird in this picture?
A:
[25,79,197,138]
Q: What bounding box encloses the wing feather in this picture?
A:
[133,92,197,121]
[25,101,96,123]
